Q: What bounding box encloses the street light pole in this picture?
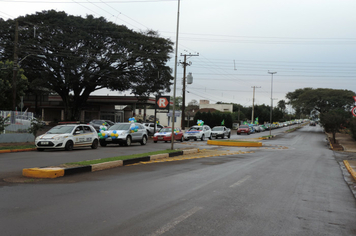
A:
[268,71,277,136]
[170,0,180,150]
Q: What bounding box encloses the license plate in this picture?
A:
[241,131,245,133]
[105,137,112,141]
[158,137,163,140]
[41,141,49,145]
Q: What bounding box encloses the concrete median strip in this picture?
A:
[22,149,199,179]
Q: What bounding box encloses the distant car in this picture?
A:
[237,125,251,135]
[99,122,148,147]
[35,124,99,151]
[211,126,231,139]
[309,121,316,126]
[184,125,212,141]
[88,119,115,132]
[143,123,164,135]
[153,127,184,143]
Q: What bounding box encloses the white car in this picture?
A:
[35,124,99,151]
[184,125,212,141]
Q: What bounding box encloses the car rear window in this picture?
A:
[239,125,249,128]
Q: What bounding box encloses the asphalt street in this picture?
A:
[1,125,356,236]
[0,125,293,180]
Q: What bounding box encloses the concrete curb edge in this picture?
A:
[22,149,199,179]
[343,160,356,182]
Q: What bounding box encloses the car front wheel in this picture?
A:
[125,136,132,146]
[201,134,205,141]
[65,140,74,151]
[99,140,107,147]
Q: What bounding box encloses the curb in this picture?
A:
[22,149,199,179]
[0,148,36,154]
[207,140,262,147]
[343,160,356,182]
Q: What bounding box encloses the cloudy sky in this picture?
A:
[1,0,356,109]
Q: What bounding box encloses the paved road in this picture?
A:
[0,124,297,179]
[1,124,356,235]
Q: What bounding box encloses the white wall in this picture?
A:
[199,104,233,113]
[135,109,182,127]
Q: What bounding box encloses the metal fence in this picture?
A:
[1,110,35,133]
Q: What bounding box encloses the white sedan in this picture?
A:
[35,124,99,151]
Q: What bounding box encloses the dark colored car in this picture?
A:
[88,120,115,132]
[237,125,251,135]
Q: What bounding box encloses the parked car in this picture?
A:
[143,123,164,135]
[184,125,212,141]
[211,126,231,139]
[99,122,148,147]
[237,125,251,135]
[35,124,99,151]
[88,119,115,132]
[153,127,184,143]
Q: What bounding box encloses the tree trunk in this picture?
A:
[332,131,336,144]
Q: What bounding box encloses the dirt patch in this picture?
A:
[328,137,343,151]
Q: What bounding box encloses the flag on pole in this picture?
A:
[221,119,225,125]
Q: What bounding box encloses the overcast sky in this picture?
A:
[2,0,356,110]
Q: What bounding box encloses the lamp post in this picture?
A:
[170,0,180,150]
[268,71,277,136]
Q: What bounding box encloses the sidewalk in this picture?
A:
[328,132,356,181]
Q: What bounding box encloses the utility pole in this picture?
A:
[12,19,19,112]
[268,71,277,136]
[180,52,198,130]
[251,86,261,124]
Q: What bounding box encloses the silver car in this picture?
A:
[99,122,148,147]
[184,125,212,141]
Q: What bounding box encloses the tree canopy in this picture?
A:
[286,88,355,117]
[0,10,174,120]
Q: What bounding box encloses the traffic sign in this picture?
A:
[352,106,356,117]
[155,96,170,113]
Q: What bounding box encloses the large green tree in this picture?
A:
[286,88,355,117]
[0,60,28,109]
[0,11,173,120]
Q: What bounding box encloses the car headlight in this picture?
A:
[54,136,65,141]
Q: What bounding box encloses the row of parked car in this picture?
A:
[34,121,232,151]
[35,119,305,151]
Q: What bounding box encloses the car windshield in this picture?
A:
[47,125,75,134]
[212,127,223,131]
[105,120,115,126]
[239,125,249,128]
[159,128,173,132]
[189,126,202,131]
[108,123,131,130]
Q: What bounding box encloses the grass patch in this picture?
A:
[262,135,272,138]
[0,144,36,150]
[65,149,180,166]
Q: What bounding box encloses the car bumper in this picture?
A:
[36,140,65,148]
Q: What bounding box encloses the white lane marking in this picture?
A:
[148,206,202,236]
[229,175,251,188]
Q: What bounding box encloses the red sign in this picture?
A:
[352,107,356,117]
[353,96,356,102]
[157,97,168,108]
[155,96,170,113]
